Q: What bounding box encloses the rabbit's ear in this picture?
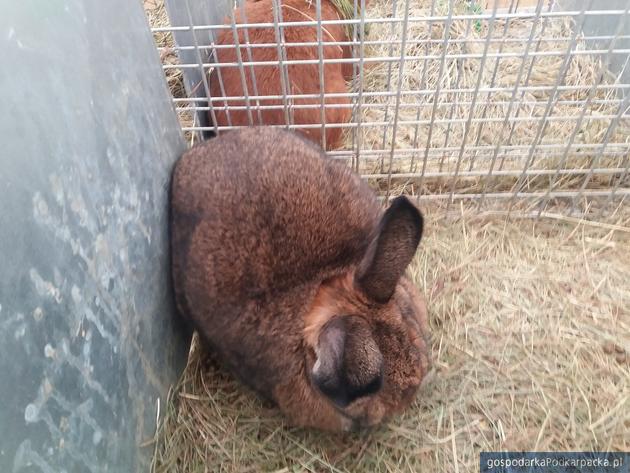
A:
[311,316,383,408]
[357,196,423,304]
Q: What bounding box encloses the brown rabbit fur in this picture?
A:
[208,0,354,150]
[170,128,431,431]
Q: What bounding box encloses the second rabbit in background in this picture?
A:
[208,0,361,150]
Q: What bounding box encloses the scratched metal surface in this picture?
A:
[0,1,190,471]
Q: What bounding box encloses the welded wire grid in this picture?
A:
[150,0,630,217]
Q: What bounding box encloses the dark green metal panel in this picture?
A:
[0,0,190,471]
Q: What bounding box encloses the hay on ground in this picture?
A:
[150,205,630,472]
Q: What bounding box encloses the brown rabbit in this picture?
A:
[208,0,353,150]
[170,128,431,431]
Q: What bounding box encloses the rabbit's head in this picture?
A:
[300,196,431,430]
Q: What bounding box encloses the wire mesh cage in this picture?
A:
[149,0,630,218]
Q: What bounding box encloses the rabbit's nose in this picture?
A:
[347,414,366,432]
[402,385,418,400]
[348,419,362,432]
[349,414,376,432]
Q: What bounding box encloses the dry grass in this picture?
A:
[150,205,630,472]
[142,1,630,471]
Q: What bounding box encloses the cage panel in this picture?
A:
[149,0,630,217]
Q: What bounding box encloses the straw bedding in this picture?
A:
[145,0,630,471]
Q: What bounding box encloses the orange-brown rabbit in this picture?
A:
[208,0,353,150]
[170,128,431,431]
